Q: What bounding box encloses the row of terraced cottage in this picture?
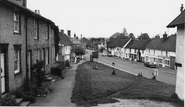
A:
[107,33,176,69]
[0,0,74,95]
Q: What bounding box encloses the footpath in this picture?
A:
[30,60,85,106]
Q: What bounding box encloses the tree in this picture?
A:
[128,33,135,39]
[72,46,85,56]
[137,33,150,40]
[32,60,46,87]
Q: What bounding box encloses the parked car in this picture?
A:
[102,51,107,56]
[144,61,157,68]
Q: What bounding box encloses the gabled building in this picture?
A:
[167,7,185,100]
[107,38,130,57]
[145,34,176,69]
[125,39,151,62]
[0,0,57,94]
[57,30,73,62]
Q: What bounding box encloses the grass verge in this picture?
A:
[71,61,183,107]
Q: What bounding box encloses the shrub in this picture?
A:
[171,93,179,99]
[51,62,65,78]
[0,94,19,106]
[13,90,36,103]
[32,60,46,87]
[65,60,70,67]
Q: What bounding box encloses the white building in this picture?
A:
[145,34,176,69]
[125,39,151,62]
[107,38,130,57]
[167,9,184,100]
[57,30,73,62]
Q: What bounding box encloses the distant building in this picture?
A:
[145,34,176,69]
[107,38,130,57]
[167,8,185,100]
[125,39,151,62]
[57,30,73,62]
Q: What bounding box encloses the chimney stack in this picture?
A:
[163,32,167,40]
[35,10,37,14]
[67,30,71,38]
[23,0,27,7]
[38,10,40,15]
[180,4,184,13]
[60,29,64,34]
[12,0,27,7]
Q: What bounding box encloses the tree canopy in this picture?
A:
[128,33,135,39]
[137,33,150,40]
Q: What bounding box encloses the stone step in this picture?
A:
[46,76,53,81]
[15,98,23,104]
[20,101,30,106]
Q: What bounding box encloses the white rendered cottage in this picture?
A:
[167,8,184,100]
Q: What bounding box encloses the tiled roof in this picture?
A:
[107,38,130,48]
[81,37,90,44]
[167,10,185,27]
[70,38,82,45]
[1,0,55,25]
[146,35,176,52]
[59,32,73,46]
[125,39,151,50]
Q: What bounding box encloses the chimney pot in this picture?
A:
[180,4,184,12]
[60,29,64,34]
[163,32,167,39]
[35,10,37,13]
[67,30,71,38]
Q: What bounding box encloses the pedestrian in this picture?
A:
[152,69,158,80]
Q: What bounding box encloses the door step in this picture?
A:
[20,101,31,106]
[15,98,23,104]
[15,98,30,106]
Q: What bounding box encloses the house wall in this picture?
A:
[175,25,184,100]
[0,4,26,92]
[27,16,55,73]
[124,48,130,59]
[145,49,176,68]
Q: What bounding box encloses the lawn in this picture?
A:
[71,61,183,107]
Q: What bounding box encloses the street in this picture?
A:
[86,49,176,85]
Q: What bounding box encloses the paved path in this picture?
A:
[30,60,85,106]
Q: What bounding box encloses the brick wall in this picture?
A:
[0,4,26,92]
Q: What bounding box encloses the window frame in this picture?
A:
[14,12,20,33]
[45,48,49,65]
[34,19,39,39]
[14,48,21,74]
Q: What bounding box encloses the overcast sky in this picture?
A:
[27,0,185,38]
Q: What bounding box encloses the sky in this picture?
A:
[27,0,185,38]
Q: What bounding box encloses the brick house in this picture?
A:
[167,8,184,100]
[0,0,57,94]
[26,9,57,81]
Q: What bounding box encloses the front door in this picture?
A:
[0,53,5,94]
